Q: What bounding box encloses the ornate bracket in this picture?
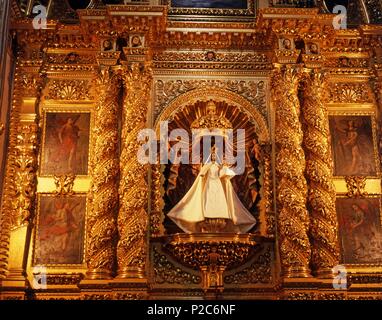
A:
[53,174,75,196]
[345,176,368,198]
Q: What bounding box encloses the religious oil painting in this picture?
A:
[34,195,86,265]
[329,116,377,176]
[337,198,382,264]
[41,112,91,176]
[171,0,248,9]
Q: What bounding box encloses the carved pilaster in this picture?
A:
[301,71,340,278]
[117,62,153,279]
[272,65,311,278]
[86,67,121,279]
[0,61,42,281]
[151,164,165,237]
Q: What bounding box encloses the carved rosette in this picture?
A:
[272,65,311,278]
[301,71,340,278]
[86,68,120,279]
[117,62,153,278]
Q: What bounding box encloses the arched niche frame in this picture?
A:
[150,87,272,237]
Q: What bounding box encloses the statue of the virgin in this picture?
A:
[167,146,256,233]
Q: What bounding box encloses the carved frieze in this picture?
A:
[46,80,94,101]
[326,83,373,103]
[154,79,267,122]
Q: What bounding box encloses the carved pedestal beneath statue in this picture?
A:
[164,233,258,296]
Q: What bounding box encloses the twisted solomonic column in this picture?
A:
[86,67,120,279]
[117,62,152,278]
[272,65,312,278]
[301,71,340,278]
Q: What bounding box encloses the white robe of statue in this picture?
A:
[167,161,256,233]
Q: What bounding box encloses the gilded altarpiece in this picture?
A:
[1,4,382,300]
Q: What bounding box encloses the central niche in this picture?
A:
[162,100,262,235]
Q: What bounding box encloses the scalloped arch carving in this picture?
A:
[154,87,270,143]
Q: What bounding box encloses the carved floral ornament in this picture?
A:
[46,79,94,101]
[326,82,374,103]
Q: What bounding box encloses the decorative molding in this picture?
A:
[43,273,84,285]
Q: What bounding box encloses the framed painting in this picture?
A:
[336,197,382,265]
[33,195,86,266]
[41,110,91,176]
[329,115,378,177]
[168,0,255,17]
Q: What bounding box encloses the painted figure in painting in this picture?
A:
[337,199,382,264]
[35,197,85,264]
[336,120,362,173]
[43,113,90,175]
[168,146,256,233]
[40,201,79,252]
[330,116,376,176]
[57,117,80,172]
